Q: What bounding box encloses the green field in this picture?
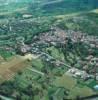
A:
[54,74,95,99]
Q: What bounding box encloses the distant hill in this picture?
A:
[28,0,98,16]
[1,0,98,18]
[0,0,32,5]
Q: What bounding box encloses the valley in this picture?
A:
[0,0,98,100]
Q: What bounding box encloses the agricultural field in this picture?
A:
[0,54,36,83]
[54,74,95,99]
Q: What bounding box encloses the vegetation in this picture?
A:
[1,0,98,100]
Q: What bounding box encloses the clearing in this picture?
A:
[0,54,37,83]
[53,74,95,99]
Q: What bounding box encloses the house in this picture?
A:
[91,58,98,62]
[66,68,90,80]
[85,55,93,61]
[22,14,32,18]
[20,44,31,54]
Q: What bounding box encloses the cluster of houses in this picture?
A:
[66,30,98,49]
[67,30,85,42]
[4,26,97,77]
[65,54,98,81]
[83,36,98,48]
[66,68,93,81]
[84,55,98,77]
[85,55,98,63]
[19,44,31,54]
[37,27,67,47]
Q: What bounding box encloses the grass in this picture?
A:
[54,74,77,90]
[87,79,97,89]
[14,67,40,88]
[68,86,95,99]
[0,50,13,60]
[53,73,95,98]
[0,3,28,13]
[32,58,44,70]
[46,46,65,60]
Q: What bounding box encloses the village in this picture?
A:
[11,26,98,86]
[1,0,98,99]
[1,21,98,86]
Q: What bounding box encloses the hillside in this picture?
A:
[0,0,98,18]
[1,0,98,100]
